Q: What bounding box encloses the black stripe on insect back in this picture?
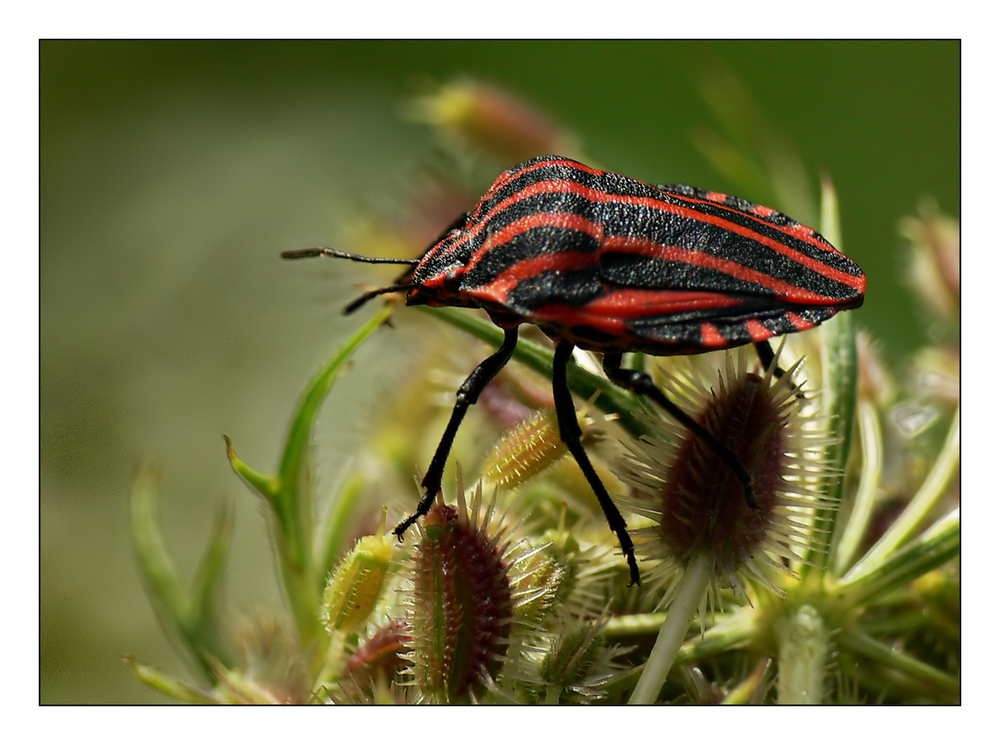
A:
[598,252,769,297]
[626,303,837,350]
[460,223,602,290]
[652,188,865,280]
[598,201,862,303]
[475,157,605,215]
[469,187,602,245]
[505,266,604,311]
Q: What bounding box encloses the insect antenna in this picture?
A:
[281,247,421,315]
[281,247,419,265]
[341,283,420,315]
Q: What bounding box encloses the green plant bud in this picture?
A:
[320,508,395,636]
[483,407,597,491]
[511,541,568,625]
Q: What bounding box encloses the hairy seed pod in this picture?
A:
[408,490,515,702]
[321,508,395,636]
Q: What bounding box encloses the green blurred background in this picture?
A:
[40,40,958,703]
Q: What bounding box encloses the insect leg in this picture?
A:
[393,326,520,539]
[601,353,758,510]
[552,344,641,586]
[754,340,788,378]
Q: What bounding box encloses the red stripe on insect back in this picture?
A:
[474,250,601,300]
[745,318,771,342]
[700,323,727,347]
[440,178,602,264]
[751,204,777,218]
[784,311,815,331]
[618,196,864,294]
[485,159,854,282]
[484,157,601,199]
[507,159,844,264]
[479,179,599,231]
[578,287,744,321]
[600,234,838,305]
[465,211,603,271]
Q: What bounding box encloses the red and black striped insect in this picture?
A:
[283,155,866,585]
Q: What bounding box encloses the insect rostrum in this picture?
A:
[283,155,866,586]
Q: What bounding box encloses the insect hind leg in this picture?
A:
[552,344,641,586]
[754,340,782,377]
[601,353,758,510]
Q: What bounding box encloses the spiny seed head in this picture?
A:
[407,483,517,702]
[333,618,413,702]
[616,348,835,601]
[530,620,631,704]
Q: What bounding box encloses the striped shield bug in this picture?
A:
[283,155,866,586]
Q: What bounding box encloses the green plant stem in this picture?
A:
[628,552,712,704]
[277,303,398,576]
[227,303,396,651]
[832,400,882,576]
[775,604,828,704]
[838,509,959,608]
[802,177,857,576]
[282,303,397,649]
[839,627,959,701]
[845,407,959,582]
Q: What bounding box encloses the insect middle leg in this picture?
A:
[393,326,520,539]
[552,343,641,586]
[601,352,758,510]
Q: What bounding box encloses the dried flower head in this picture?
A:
[616,349,835,602]
[410,78,576,163]
[900,200,959,323]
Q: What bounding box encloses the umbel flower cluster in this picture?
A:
[128,77,959,704]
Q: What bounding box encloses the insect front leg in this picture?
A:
[392,326,520,539]
[601,352,758,510]
[552,344,641,586]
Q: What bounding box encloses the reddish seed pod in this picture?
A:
[283,156,866,586]
[409,500,515,702]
